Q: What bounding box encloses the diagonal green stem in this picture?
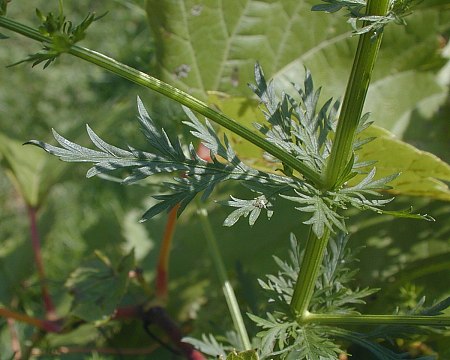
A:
[325,0,390,189]
[196,205,251,351]
[0,15,324,188]
[302,313,450,327]
[291,0,390,319]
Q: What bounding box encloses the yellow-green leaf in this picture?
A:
[226,350,259,360]
[352,125,450,201]
[0,133,62,207]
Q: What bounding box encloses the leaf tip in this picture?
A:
[23,139,44,149]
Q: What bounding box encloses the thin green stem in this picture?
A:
[302,312,450,327]
[0,15,324,188]
[196,205,251,351]
[324,0,390,189]
[290,228,330,318]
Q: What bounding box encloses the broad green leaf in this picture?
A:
[146,0,350,100]
[65,250,135,323]
[147,1,449,137]
[227,350,259,360]
[352,125,450,201]
[208,93,450,200]
[0,133,62,207]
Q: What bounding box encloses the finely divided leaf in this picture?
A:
[250,63,338,174]
[183,334,227,358]
[222,195,273,227]
[28,97,295,225]
[137,96,185,161]
[281,191,346,237]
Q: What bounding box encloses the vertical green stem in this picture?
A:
[325,0,390,189]
[197,206,251,351]
[290,228,330,318]
[291,0,390,318]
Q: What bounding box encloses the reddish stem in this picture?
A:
[112,305,143,319]
[113,305,206,359]
[113,143,211,359]
[156,203,180,300]
[0,307,61,333]
[155,143,211,301]
[27,205,58,321]
[1,303,205,359]
[31,344,160,356]
[144,306,206,360]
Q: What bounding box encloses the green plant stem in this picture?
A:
[290,228,330,318]
[196,205,251,351]
[0,15,324,188]
[291,0,390,319]
[302,312,450,327]
[324,0,390,189]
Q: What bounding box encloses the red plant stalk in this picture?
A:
[155,143,211,301]
[155,204,180,301]
[0,307,61,332]
[27,205,58,321]
[144,306,206,360]
[113,305,206,359]
[112,305,143,319]
[31,345,160,356]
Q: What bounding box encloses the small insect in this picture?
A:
[230,66,239,87]
[174,64,191,79]
[253,196,269,209]
[190,4,203,16]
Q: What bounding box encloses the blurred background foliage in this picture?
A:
[0,0,449,358]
